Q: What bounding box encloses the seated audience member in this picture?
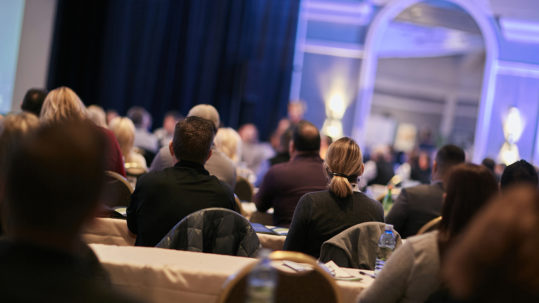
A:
[255,120,327,227]
[500,159,538,190]
[443,185,539,302]
[127,106,158,153]
[238,123,275,175]
[214,127,255,183]
[0,120,136,302]
[319,135,333,160]
[284,137,384,258]
[0,113,40,175]
[87,104,108,128]
[109,117,147,170]
[269,118,291,151]
[410,150,432,184]
[149,104,236,189]
[153,110,183,148]
[40,86,126,176]
[255,127,293,186]
[366,145,395,186]
[20,88,47,116]
[385,144,465,238]
[358,163,498,303]
[0,113,40,236]
[127,116,237,246]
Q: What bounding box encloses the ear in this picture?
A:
[206,149,213,163]
[432,160,438,174]
[289,140,295,155]
[359,163,365,176]
[169,141,177,161]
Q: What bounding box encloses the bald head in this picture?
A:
[187,104,220,129]
[292,120,320,152]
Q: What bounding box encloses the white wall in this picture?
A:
[11,0,57,112]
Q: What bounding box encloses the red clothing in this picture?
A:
[98,127,126,176]
[255,152,327,227]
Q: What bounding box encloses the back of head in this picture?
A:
[443,185,539,302]
[127,106,152,129]
[325,137,363,198]
[214,127,242,163]
[435,144,465,180]
[0,112,40,176]
[3,120,106,236]
[439,163,498,245]
[21,88,47,116]
[40,86,87,123]
[109,117,135,157]
[187,104,220,129]
[87,105,107,128]
[172,116,216,164]
[292,120,320,152]
[481,157,496,173]
[500,159,538,189]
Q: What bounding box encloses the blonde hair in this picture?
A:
[40,86,87,123]
[87,105,107,128]
[109,117,135,159]
[0,112,40,174]
[325,137,364,198]
[214,127,242,163]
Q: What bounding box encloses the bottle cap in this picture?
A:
[384,224,393,231]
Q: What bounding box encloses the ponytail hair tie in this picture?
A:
[330,172,358,183]
[331,172,349,178]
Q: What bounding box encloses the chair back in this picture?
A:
[417,216,442,235]
[234,176,254,202]
[319,222,402,270]
[101,171,133,208]
[218,251,341,303]
[156,208,260,257]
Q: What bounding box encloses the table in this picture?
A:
[90,244,374,303]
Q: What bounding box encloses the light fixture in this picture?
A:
[322,91,348,139]
[499,106,524,165]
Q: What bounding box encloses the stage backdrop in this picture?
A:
[47,0,299,139]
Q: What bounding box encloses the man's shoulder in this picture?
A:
[404,183,443,196]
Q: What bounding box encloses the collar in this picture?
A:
[291,151,322,161]
[174,160,209,175]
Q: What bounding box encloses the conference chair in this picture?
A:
[217,251,341,303]
[156,208,260,257]
[417,216,442,235]
[234,176,254,202]
[319,222,403,270]
[101,171,133,208]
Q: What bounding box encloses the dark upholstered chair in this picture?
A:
[319,222,402,270]
[156,208,260,257]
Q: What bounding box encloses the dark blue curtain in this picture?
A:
[47,0,299,139]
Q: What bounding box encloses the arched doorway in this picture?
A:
[352,0,500,162]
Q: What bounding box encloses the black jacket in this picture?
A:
[127,160,237,246]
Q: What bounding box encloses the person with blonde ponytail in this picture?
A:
[283,137,384,258]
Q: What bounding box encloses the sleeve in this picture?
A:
[357,242,415,303]
[283,194,312,253]
[385,188,410,237]
[254,168,277,212]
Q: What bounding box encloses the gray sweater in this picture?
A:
[357,231,441,303]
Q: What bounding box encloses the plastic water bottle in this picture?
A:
[246,249,276,303]
[374,224,397,276]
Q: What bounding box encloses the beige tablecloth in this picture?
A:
[90,244,373,303]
